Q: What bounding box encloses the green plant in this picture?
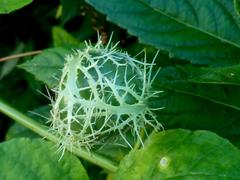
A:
[1,0,240,179]
[50,37,163,154]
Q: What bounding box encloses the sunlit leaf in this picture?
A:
[116,129,240,179]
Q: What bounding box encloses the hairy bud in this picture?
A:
[50,37,163,154]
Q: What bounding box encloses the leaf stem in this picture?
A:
[0,50,42,62]
[0,98,118,172]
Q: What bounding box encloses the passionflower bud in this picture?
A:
[50,37,163,154]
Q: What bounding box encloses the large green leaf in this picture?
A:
[0,0,32,14]
[141,0,240,45]
[0,138,89,180]
[86,0,240,66]
[115,129,240,179]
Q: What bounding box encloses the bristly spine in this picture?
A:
[49,35,164,156]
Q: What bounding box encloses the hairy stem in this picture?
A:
[0,98,118,172]
[0,50,42,62]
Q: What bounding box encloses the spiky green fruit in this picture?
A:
[50,38,163,153]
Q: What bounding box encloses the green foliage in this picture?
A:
[0,0,32,14]
[151,90,240,140]
[234,0,240,16]
[52,26,80,47]
[1,0,240,179]
[18,47,69,88]
[86,0,240,66]
[156,66,240,111]
[0,138,89,180]
[157,65,240,85]
[60,0,85,25]
[6,105,51,140]
[151,65,240,139]
[116,129,240,179]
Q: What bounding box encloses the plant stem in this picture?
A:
[0,50,42,62]
[0,98,118,173]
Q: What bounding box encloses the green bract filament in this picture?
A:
[50,38,163,154]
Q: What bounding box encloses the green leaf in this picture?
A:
[158,65,240,85]
[86,0,240,66]
[150,66,240,139]
[116,129,240,180]
[18,45,85,88]
[0,0,32,14]
[6,123,39,139]
[18,47,70,88]
[155,66,240,111]
[60,0,84,24]
[151,91,240,140]
[52,26,80,47]
[0,138,89,180]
